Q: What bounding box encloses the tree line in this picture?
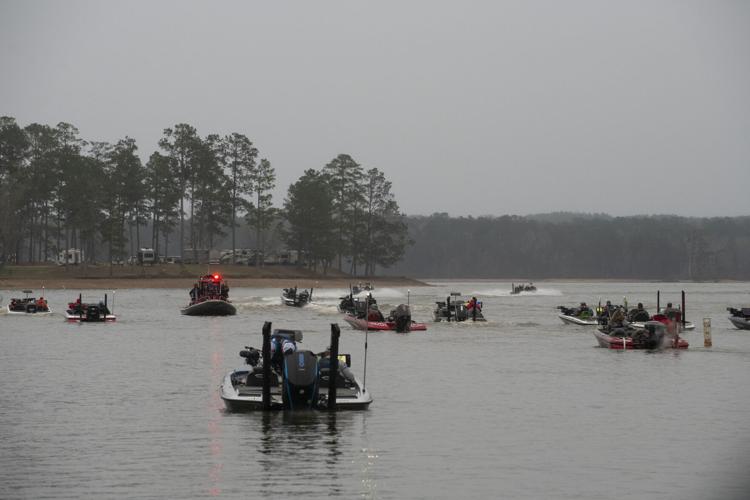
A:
[0,117,409,275]
[385,213,750,280]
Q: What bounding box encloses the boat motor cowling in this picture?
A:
[86,304,102,321]
[282,350,319,409]
[632,321,665,349]
[391,304,412,333]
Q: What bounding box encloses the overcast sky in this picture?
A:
[1,1,748,217]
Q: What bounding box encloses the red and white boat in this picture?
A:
[594,321,688,350]
[343,315,427,331]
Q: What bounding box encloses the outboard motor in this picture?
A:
[282,350,319,409]
[391,304,412,333]
[86,304,103,321]
[633,321,665,349]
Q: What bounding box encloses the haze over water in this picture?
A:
[1,281,749,499]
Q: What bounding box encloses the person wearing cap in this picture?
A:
[281,339,296,356]
[577,302,593,318]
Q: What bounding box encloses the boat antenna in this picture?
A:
[407,289,410,307]
[363,294,369,391]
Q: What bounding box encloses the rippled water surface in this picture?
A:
[1,281,749,499]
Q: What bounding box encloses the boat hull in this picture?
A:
[343,315,427,331]
[593,329,688,349]
[65,313,116,322]
[181,299,237,316]
[7,306,53,315]
[558,314,598,326]
[220,371,372,411]
[728,316,750,330]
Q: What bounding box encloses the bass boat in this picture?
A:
[6,290,52,315]
[182,274,236,316]
[281,287,312,307]
[433,293,486,322]
[557,305,598,326]
[343,304,426,332]
[65,293,116,322]
[594,321,688,350]
[220,323,372,411]
[511,282,536,294]
[727,307,750,330]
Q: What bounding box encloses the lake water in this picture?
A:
[1,281,749,499]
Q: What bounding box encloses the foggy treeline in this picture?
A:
[385,213,750,280]
[0,117,409,275]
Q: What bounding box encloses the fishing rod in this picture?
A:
[363,293,369,391]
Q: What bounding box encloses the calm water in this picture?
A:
[1,281,749,499]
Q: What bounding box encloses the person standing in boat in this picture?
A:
[220,282,229,301]
[662,302,680,320]
[190,283,199,303]
[467,296,481,312]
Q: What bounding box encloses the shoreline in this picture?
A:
[0,276,428,290]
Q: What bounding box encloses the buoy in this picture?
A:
[703,318,712,348]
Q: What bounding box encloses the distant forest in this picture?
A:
[384,213,750,280]
[0,117,409,275]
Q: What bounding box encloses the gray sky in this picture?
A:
[2,0,748,217]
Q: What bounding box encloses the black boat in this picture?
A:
[181,274,236,316]
[65,293,116,322]
[281,286,313,307]
[220,323,372,411]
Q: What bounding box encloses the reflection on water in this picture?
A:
[208,322,224,497]
[221,410,374,498]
